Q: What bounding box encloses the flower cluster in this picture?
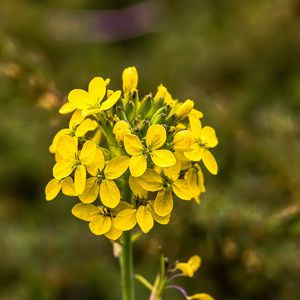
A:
[45,66,218,240]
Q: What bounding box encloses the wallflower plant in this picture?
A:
[46,66,218,300]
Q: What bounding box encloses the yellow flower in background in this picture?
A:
[122,66,138,93]
[185,116,218,175]
[124,124,176,177]
[45,177,76,201]
[67,77,121,117]
[113,120,131,142]
[52,135,97,194]
[49,109,98,153]
[176,255,202,277]
[72,203,123,240]
[80,148,129,208]
[187,294,215,300]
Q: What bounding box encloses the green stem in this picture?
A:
[120,231,135,300]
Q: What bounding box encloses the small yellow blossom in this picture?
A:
[72,203,123,240]
[68,77,121,117]
[123,124,176,177]
[80,149,129,208]
[154,84,176,106]
[176,255,202,277]
[122,66,138,93]
[52,135,97,194]
[185,116,218,175]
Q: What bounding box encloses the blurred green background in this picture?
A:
[1,0,300,299]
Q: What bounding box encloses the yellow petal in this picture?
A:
[151,207,170,225]
[49,129,70,154]
[74,165,86,195]
[184,144,204,161]
[136,205,154,233]
[146,124,166,150]
[100,179,120,208]
[173,130,195,152]
[202,150,218,175]
[114,208,137,231]
[188,255,202,272]
[173,179,193,200]
[129,176,147,198]
[189,108,203,119]
[56,135,78,160]
[129,155,147,177]
[200,126,218,148]
[68,89,90,110]
[88,77,106,104]
[176,262,193,277]
[137,169,163,191]
[53,160,74,179]
[100,90,121,111]
[189,115,202,138]
[104,156,130,180]
[79,177,99,203]
[59,102,76,114]
[124,134,144,156]
[162,159,181,181]
[187,293,215,300]
[75,119,98,137]
[45,178,62,201]
[71,203,100,221]
[105,222,123,240]
[86,148,105,176]
[154,190,173,217]
[79,140,97,165]
[151,149,176,168]
[69,109,85,128]
[62,176,77,196]
[89,215,112,235]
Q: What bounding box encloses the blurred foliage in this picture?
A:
[1,0,300,299]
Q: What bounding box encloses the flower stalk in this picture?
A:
[120,231,135,300]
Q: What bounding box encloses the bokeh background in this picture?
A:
[1,0,300,299]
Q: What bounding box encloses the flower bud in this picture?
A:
[113,120,131,141]
[176,99,194,119]
[122,66,138,93]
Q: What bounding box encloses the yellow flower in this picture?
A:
[123,124,176,177]
[45,176,76,201]
[80,149,130,208]
[72,203,123,240]
[114,202,170,233]
[122,66,138,93]
[176,255,202,277]
[187,293,214,300]
[52,135,97,194]
[138,162,194,216]
[49,110,98,153]
[185,116,218,175]
[67,77,121,117]
[113,120,131,142]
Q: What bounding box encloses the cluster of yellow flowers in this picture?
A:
[45,67,218,240]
